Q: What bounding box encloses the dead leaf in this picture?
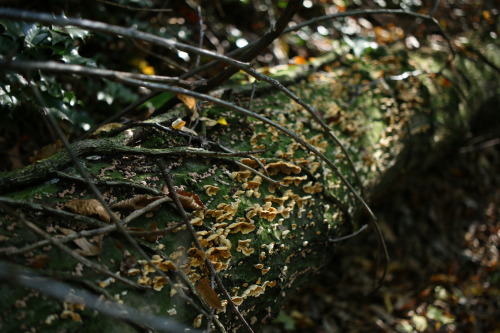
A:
[28,254,51,269]
[120,250,137,273]
[171,118,186,130]
[59,227,102,256]
[199,117,218,127]
[65,198,111,223]
[291,55,307,65]
[175,190,205,210]
[29,140,63,163]
[145,222,159,243]
[89,123,124,137]
[176,93,197,110]
[217,117,228,125]
[111,195,165,210]
[196,277,223,309]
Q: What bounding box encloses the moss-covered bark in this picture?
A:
[0,37,499,332]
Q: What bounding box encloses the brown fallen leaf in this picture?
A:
[59,227,102,256]
[176,93,196,110]
[111,195,165,210]
[176,190,205,211]
[196,277,223,309]
[65,198,111,223]
[29,139,63,163]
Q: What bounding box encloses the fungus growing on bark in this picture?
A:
[265,161,301,176]
[302,181,323,194]
[137,275,152,286]
[206,246,231,260]
[188,248,206,267]
[280,175,307,186]
[190,216,203,226]
[231,170,252,182]
[232,296,244,306]
[237,239,255,256]
[258,202,279,221]
[205,201,240,223]
[203,184,219,196]
[242,176,262,190]
[153,276,168,291]
[264,195,289,206]
[239,158,262,168]
[226,221,255,234]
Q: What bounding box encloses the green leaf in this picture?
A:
[426,305,455,324]
[0,34,18,54]
[140,92,174,110]
[61,47,97,67]
[272,310,296,330]
[53,26,90,40]
[0,19,37,40]
[23,24,49,48]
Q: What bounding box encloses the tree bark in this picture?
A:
[0,37,499,332]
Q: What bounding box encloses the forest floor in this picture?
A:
[266,116,500,332]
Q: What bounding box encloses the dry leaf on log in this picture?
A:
[195,276,223,309]
[59,227,103,256]
[176,190,205,210]
[65,198,111,223]
[110,195,165,210]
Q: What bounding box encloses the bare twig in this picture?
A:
[54,171,164,196]
[29,85,211,316]
[119,77,390,288]
[329,224,368,243]
[96,0,172,12]
[195,0,303,92]
[0,202,143,289]
[0,262,200,333]
[0,59,206,88]
[0,8,251,70]
[155,159,255,333]
[0,197,108,229]
[194,5,204,69]
[283,8,455,59]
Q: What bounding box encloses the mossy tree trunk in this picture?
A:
[0,37,499,332]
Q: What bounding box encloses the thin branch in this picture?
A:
[0,137,277,194]
[194,5,204,69]
[118,76,390,288]
[0,59,206,88]
[0,262,200,333]
[329,224,368,243]
[0,195,172,255]
[244,67,366,197]
[155,159,255,333]
[0,196,108,229]
[0,8,251,70]
[195,0,303,92]
[96,0,172,12]
[283,8,455,59]
[429,0,441,16]
[30,85,211,316]
[54,171,164,196]
[0,202,143,289]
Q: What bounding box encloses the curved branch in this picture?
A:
[0,59,206,88]
[0,8,251,70]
